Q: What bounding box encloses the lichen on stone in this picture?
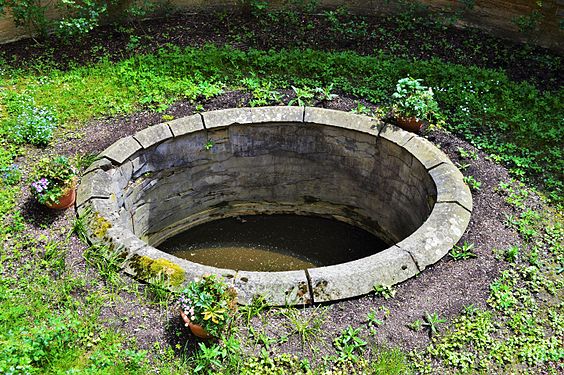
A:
[131,255,186,287]
[92,213,112,239]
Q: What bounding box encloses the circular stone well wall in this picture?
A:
[77,107,472,305]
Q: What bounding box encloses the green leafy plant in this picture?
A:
[408,319,424,332]
[83,243,125,286]
[0,164,21,186]
[178,275,238,338]
[56,0,112,36]
[457,146,478,160]
[0,0,50,36]
[463,175,482,191]
[505,245,520,263]
[450,241,477,260]
[29,156,76,206]
[373,284,396,299]
[422,312,446,336]
[203,140,215,150]
[146,272,173,305]
[350,101,373,115]
[333,326,367,363]
[512,2,544,33]
[288,86,315,106]
[240,295,268,324]
[314,84,338,102]
[391,77,440,122]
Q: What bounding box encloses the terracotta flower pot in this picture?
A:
[46,183,76,210]
[395,116,425,134]
[180,309,212,339]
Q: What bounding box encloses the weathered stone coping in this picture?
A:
[77,106,472,306]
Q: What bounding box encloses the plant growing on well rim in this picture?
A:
[29,156,76,206]
[391,77,440,127]
[178,275,237,338]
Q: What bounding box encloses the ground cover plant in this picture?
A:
[0,3,562,374]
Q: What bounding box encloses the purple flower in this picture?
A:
[31,178,49,194]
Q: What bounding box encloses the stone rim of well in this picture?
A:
[76,106,472,306]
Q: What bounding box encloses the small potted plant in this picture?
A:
[30,156,77,209]
[178,274,237,339]
[391,77,440,133]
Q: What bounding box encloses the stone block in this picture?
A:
[304,107,382,135]
[308,246,418,303]
[250,106,304,123]
[234,270,311,306]
[76,169,116,207]
[133,123,173,149]
[168,114,205,137]
[202,108,253,129]
[100,136,142,164]
[379,123,414,147]
[83,157,112,175]
[396,202,471,270]
[403,136,450,170]
[429,163,473,212]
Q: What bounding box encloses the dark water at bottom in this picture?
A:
[158,214,389,272]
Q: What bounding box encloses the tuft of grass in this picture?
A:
[279,306,328,349]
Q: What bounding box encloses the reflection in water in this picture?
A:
[158,215,388,272]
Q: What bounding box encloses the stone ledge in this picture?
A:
[379,123,414,147]
[250,106,304,123]
[430,162,473,212]
[202,107,253,129]
[76,170,116,207]
[235,270,311,306]
[396,202,472,270]
[304,107,383,135]
[168,114,204,137]
[308,246,418,303]
[133,123,173,149]
[403,136,449,170]
[80,107,472,306]
[100,136,142,165]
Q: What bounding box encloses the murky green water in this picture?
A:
[158,214,389,272]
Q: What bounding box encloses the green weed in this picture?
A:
[450,241,477,260]
[373,284,396,299]
[279,306,328,349]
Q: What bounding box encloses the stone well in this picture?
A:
[77,107,472,305]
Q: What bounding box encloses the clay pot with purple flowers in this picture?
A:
[30,156,77,210]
